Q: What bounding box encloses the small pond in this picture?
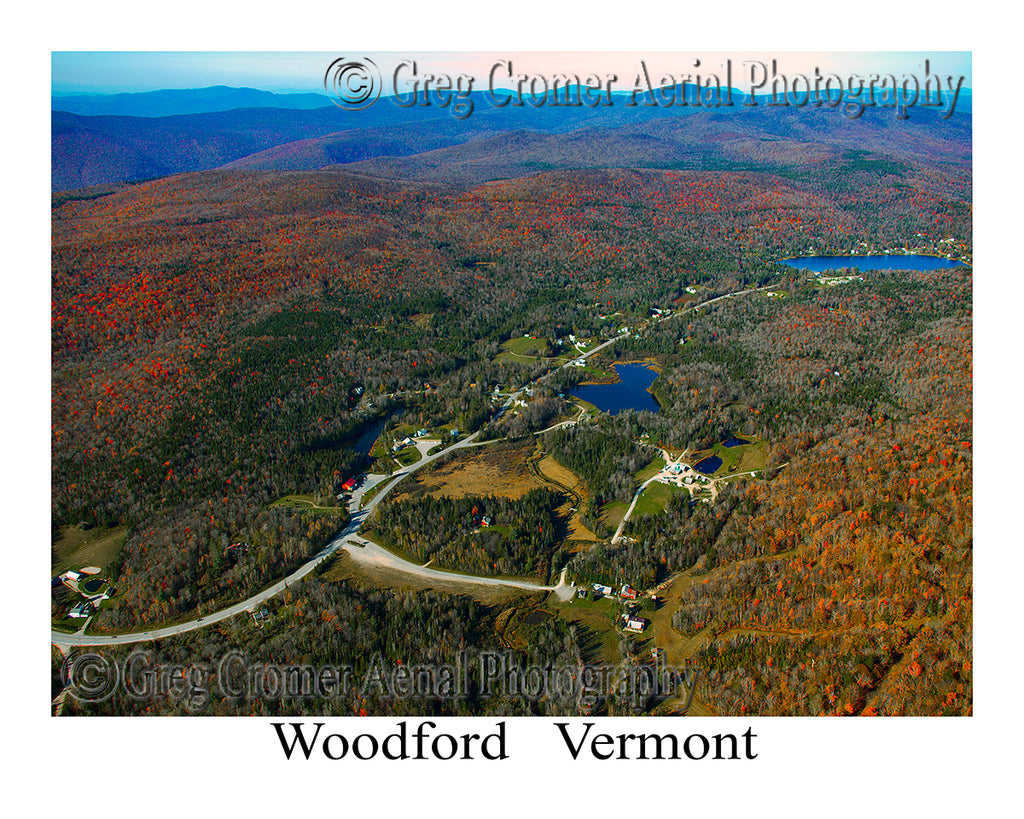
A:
[523,610,553,625]
[694,455,723,475]
[722,436,750,448]
[350,416,390,456]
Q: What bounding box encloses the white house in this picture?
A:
[624,617,648,633]
[68,601,93,619]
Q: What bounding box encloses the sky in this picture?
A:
[51,51,972,96]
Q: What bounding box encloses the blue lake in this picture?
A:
[570,363,661,415]
[780,254,965,273]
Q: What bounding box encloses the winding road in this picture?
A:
[611,475,661,544]
[52,281,779,650]
[346,533,572,596]
[52,430,496,649]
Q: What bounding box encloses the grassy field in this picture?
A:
[270,494,347,513]
[536,454,597,541]
[496,351,572,365]
[568,397,600,417]
[368,425,414,459]
[633,481,685,517]
[501,336,552,356]
[536,453,579,489]
[576,362,617,382]
[634,456,666,483]
[52,525,127,575]
[391,438,543,501]
[368,433,392,459]
[431,422,461,439]
[370,442,424,472]
[689,436,768,478]
[495,335,577,365]
[550,594,623,663]
[51,524,127,629]
[394,446,422,467]
[600,501,628,532]
[51,617,85,633]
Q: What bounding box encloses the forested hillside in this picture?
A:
[562,266,971,714]
[53,112,971,714]
[59,578,592,717]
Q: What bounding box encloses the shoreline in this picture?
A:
[577,357,661,387]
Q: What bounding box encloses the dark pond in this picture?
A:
[722,436,750,448]
[694,455,723,475]
[81,577,104,594]
[780,254,965,273]
[523,610,553,625]
[569,363,661,415]
[351,416,388,456]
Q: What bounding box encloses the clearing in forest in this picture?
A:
[689,435,768,478]
[391,438,542,501]
[52,525,127,575]
[536,453,598,542]
[633,481,687,517]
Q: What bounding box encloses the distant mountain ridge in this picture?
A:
[336,107,972,186]
[51,84,972,191]
[52,85,334,117]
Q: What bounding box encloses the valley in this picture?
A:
[51,78,972,718]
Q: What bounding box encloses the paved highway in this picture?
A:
[52,431,489,649]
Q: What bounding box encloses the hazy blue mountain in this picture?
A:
[52,85,334,117]
[51,83,972,191]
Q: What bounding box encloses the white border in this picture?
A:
[13,2,1017,815]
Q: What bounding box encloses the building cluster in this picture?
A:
[576,582,650,633]
[53,568,115,621]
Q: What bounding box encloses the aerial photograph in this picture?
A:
[50,50,972,721]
